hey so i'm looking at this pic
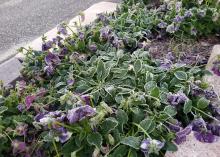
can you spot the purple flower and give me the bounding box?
[34,112,48,122]
[207,123,220,136]
[175,2,182,12]
[59,47,68,56]
[212,60,220,76]
[140,138,165,155]
[44,52,61,66]
[184,10,193,18]
[17,80,26,95]
[15,123,28,136]
[25,95,36,110]
[168,122,181,133]
[81,95,91,105]
[174,125,192,144]
[191,84,204,96]
[78,32,85,40]
[166,52,175,61]
[166,24,176,33]
[204,89,218,100]
[36,88,47,97]
[192,118,207,132]
[57,23,68,35]
[159,59,172,70]
[173,15,184,23]
[194,131,217,143]
[157,21,168,29]
[44,65,55,76]
[56,127,72,143]
[100,27,110,40]
[67,79,75,86]
[17,104,25,112]
[198,9,206,17]
[167,91,188,106]
[67,105,96,124]
[89,44,97,52]
[11,140,26,154]
[42,41,53,51]
[191,27,197,36]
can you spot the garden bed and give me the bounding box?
[1,0,220,157]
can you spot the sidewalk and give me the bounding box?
[0,2,118,85]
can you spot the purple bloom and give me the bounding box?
[166,52,175,61]
[11,140,26,154]
[191,84,204,96]
[89,44,97,52]
[175,2,182,12]
[81,95,91,105]
[56,127,72,143]
[17,80,26,95]
[204,89,218,100]
[191,27,197,36]
[36,88,47,97]
[78,32,85,40]
[207,123,220,136]
[42,41,53,51]
[184,10,193,18]
[57,23,68,35]
[159,59,172,70]
[212,60,220,76]
[166,24,176,33]
[67,105,96,124]
[173,15,184,23]
[167,91,188,106]
[140,138,165,155]
[59,47,68,56]
[158,21,168,29]
[194,131,217,143]
[44,65,55,76]
[174,125,192,144]
[67,79,75,86]
[192,118,207,132]
[44,52,61,66]
[17,104,25,112]
[100,27,110,40]
[168,121,181,132]
[25,95,36,110]
[198,9,206,17]
[34,112,48,122]
[15,123,28,136]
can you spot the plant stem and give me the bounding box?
[52,139,60,157]
[193,107,220,122]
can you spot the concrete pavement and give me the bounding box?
[0,0,120,63]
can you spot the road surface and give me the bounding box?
[0,0,120,63]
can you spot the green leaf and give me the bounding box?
[87,132,103,148]
[150,87,160,98]
[144,81,157,92]
[174,71,188,81]
[110,145,128,157]
[165,142,178,152]
[116,109,128,132]
[120,136,141,149]
[97,60,105,81]
[140,118,152,131]
[0,106,8,114]
[183,100,192,114]
[101,117,118,134]
[197,97,210,109]
[164,106,177,116]
[134,59,142,74]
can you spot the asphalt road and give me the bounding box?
[0,0,120,63]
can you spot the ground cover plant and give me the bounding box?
[0,0,220,156]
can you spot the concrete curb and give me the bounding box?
[0,2,118,85]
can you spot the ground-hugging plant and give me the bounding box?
[0,0,220,157]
